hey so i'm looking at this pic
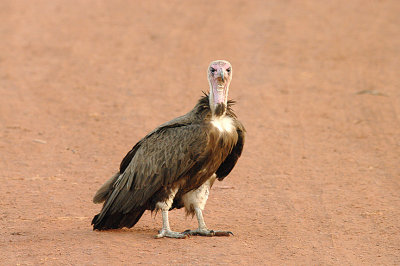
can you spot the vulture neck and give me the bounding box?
[209,87,229,118]
[196,94,236,134]
[207,89,235,134]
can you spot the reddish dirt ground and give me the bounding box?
[1,0,399,264]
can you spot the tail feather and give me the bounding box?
[92,207,146,230]
[92,172,147,230]
[93,172,120,204]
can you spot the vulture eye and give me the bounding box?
[210,67,216,73]
[226,67,231,73]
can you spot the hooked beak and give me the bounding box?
[218,69,225,82]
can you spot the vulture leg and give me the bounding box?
[183,207,233,237]
[155,188,186,239]
[155,210,186,239]
[182,175,233,237]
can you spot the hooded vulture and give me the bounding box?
[92,60,245,238]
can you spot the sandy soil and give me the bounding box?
[1,0,399,264]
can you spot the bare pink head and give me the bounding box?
[207,60,232,116]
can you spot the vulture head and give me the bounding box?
[208,60,232,117]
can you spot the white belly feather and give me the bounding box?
[182,174,217,212]
[211,116,235,133]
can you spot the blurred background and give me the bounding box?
[0,0,399,264]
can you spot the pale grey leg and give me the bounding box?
[154,188,185,239]
[195,207,207,230]
[183,207,233,237]
[155,209,186,239]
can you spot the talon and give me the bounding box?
[181,231,191,237]
[213,230,234,237]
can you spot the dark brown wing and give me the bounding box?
[215,121,245,180]
[92,123,208,227]
[119,114,193,174]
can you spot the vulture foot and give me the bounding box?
[183,229,233,237]
[155,229,187,239]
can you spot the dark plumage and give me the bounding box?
[92,60,245,238]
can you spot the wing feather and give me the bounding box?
[215,121,245,180]
[99,123,208,217]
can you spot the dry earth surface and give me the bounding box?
[0,0,399,265]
